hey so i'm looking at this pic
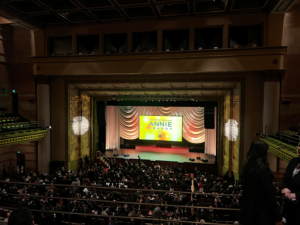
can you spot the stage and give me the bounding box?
[104,145,216,164]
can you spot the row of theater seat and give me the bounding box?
[0,112,35,132]
[0,122,32,131]
[0,117,23,123]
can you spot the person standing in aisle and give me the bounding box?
[241,141,283,225]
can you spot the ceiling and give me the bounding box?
[0,0,291,29]
[72,81,240,99]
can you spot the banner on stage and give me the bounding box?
[139,115,183,142]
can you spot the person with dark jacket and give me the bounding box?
[129,191,137,202]
[45,206,55,225]
[8,207,33,225]
[240,141,283,225]
[281,146,300,224]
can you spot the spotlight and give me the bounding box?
[124,154,130,157]
[113,154,118,156]
[202,159,208,162]
[189,158,195,161]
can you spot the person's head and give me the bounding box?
[244,140,269,173]
[8,207,33,225]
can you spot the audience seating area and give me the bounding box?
[0,157,284,225]
[0,111,37,132]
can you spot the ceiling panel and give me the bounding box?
[85,83,101,88]
[0,0,279,27]
[4,1,47,13]
[77,0,113,8]
[170,82,187,88]
[201,82,221,88]
[74,81,240,98]
[112,83,131,88]
[201,90,219,95]
[141,83,158,88]
[127,83,143,88]
[222,82,239,88]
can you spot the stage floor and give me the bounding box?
[105,145,215,164]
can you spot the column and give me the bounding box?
[157,29,163,52]
[127,31,132,53]
[72,34,77,55]
[267,14,284,47]
[189,27,194,50]
[222,24,229,49]
[263,70,285,134]
[37,77,51,173]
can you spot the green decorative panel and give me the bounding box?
[0,129,48,147]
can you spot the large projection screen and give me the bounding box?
[139,115,183,142]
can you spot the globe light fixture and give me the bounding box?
[225,119,239,141]
[72,116,89,135]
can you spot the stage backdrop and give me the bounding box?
[106,106,216,155]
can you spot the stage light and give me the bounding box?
[189,158,195,161]
[225,119,239,141]
[72,116,89,136]
[113,154,118,156]
[124,154,130,157]
[202,159,208,162]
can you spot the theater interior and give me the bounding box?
[0,0,300,224]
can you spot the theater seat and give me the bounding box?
[98,219,107,225]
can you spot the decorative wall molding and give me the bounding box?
[261,136,297,162]
[31,47,287,75]
[0,129,48,147]
[264,69,286,82]
[32,47,288,62]
[36,76,51,85]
